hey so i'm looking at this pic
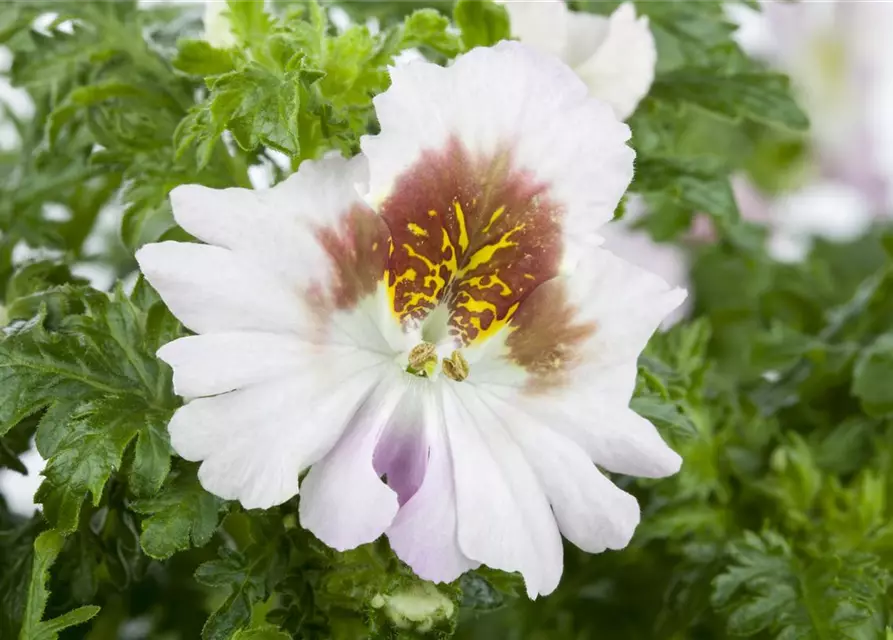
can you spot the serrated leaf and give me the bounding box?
[195,536,286,640]
[454,0,510,50]
[650,69,809,131]
[35,399,170,533]
[18,530,100,640]
[400,9,462,58]
[173,39,236,76]
[0,285,180,532]
[131,468,226,560]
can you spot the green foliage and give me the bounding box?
[17,530,101,640]
[1,1,889,639]
[712,531,889,639]
[453,0,510,50]
[0,282,181,533]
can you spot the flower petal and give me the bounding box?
[563,10,610,68]
[373,377,429,506]
[442,382,563,598]
[489,247,684,478]
[386,383,479,583]
[364,40,633,252]
[142,154,394,342]
[158,332,386,400]
[136,242,307,335]
[171,358,387,509]
[168,154,371,287]
[489,396,641,552]
[299,369,407,551]
[501,0,570,60]
[573,3,657,120]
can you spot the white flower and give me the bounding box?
[0,444,45,517]
[729,1,893,214]
[598,197,690,328]
[500,1,656,120]
[137,42,685,597]
[204,1,237,49]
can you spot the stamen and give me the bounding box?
[442,350,469,382]
[407,342,438,377]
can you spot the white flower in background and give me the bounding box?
[734,179,872,264]
[0,445,45,516]
[204,0,237,49]
[137,42,685,597]
[598,197,690,327]
[729,1,893,218]
[500,1,656,120]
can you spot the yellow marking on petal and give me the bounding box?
[453,200,469,254]
[407,223,428,238]
[523,273,536,281]
[457,224,525,278]
[427,209,438,218]
[483,205,506,234]
[372,242,379,251]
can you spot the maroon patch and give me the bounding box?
[505,278,596,393]
[378,137,564,344]
[314,204,390,310]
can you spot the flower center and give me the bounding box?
[403,342,469,382]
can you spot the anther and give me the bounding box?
[442,350,469,382]
[407,342,438,377]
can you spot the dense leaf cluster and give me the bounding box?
[0,0,889,638]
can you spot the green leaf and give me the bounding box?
[713,531,890,639]
[226,0,274,50]
[0,285,180,532]
[196,540,286,640]
[173,39,237,76]
[231,626,292,640]
[852,334,893,417]
[208,65,303,155]
[18,530,100,640]
[400,9,462,58]
[36,399,170,533]
[131,468,226,560]
[650,69,810,131]
[454,0,510,50]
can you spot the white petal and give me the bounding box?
[573,3,656,119]
[501,0,570,60]
[443,383,563,598]
[554,404,683,478]
[136,242,306,335]
[158,332,385,400]
[485,247,684,477]
[168,154,373,289]
[363,41,633,243]
[386,384,478,583]
[299,370,407,551]
[170,359,387,509]
[563,10,610,68]
[493,396,641,553]
[563,248,686,378]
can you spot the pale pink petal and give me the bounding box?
[386,383,478,583]
[299,371,407,550]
